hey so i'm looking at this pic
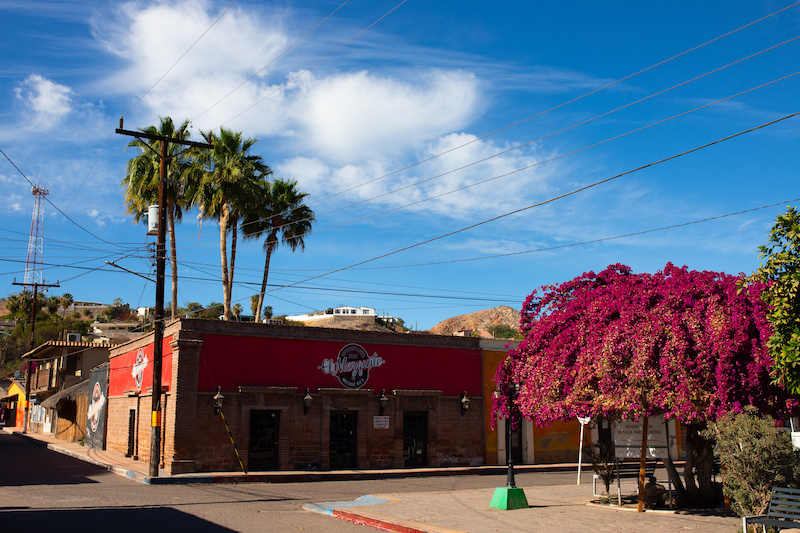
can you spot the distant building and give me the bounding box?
[286,306,387,326]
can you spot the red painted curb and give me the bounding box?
[332,509,432,533]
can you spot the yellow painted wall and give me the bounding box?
[481,348,508,465]
[6,381,26,428]
[534,419,582,463]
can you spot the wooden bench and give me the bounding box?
[743,487,800,531]
[592,460,658,505]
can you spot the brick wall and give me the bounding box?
[107,319,486,473]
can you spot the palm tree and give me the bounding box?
[194,128,271,320]
[232,303,242,321]
[60,293,73,318]
[242,178,314,322]
[122,116,193,320]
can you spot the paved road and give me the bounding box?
[0,432,589,533]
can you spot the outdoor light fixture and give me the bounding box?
[461,391,471,416]
[213,386,224,416]
[303,388,313,415]
[378,390,389,416]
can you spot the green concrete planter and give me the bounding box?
[489,486,529,510]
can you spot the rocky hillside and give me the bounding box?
[429,306,521,336]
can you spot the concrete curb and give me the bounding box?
[4,427,682,488]
[305,495,442,533]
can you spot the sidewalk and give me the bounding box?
[1,426,589,484]
[306,485,741,533]
[4,427,741,532]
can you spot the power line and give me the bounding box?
[192,0,352,123]
[215,0,408,130]
[171,69,800,259]
[301,1,800,208]
[120,0,239,118]
[0,148,130,248]
[257,111,800,296]
[349,197,800,270]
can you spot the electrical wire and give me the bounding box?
[300,1,800,209]
[255,111,800,296]
[348,197,800,270]
[192,0,352,123]
[172,69,800,259]
[0,148,130,248]
[215,0,408,130]
[120,0,239,119]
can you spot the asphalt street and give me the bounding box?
[0,432,588,533]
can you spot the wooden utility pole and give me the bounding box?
[115,120,210,477]
[13,279,59,434]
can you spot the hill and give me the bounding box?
[429,306,521,336]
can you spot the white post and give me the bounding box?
[577,417,591,485]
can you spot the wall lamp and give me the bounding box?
[213,386,224,415]
[378,390,389,415]
[460,391,470,416]
[303,388,313,415]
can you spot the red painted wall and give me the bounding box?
[109,336,173,396]
[197,335,482,396]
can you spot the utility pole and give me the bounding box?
[13,279,59,434]
[115,119,210,477]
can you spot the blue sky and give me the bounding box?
[1,0,799,330]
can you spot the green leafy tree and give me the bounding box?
[703,407,800,521]
[241,178,313,323]
[122,117,193,320]
[46,296,60,316]
[194,128,271,320]
[487,324,517,339]
[751,206,800,394]
[60,293,73,318]
[185,302,203,317]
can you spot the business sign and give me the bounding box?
[318,343,386,389]
[373,416,390,429]
[131,348,148,391]
[612,415,677,459]
[86,365,109,450]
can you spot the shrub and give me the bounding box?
[585,440,616,495]
[703,407,800,519]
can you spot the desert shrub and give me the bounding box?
[703,407,800,519]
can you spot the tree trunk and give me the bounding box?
[220,205,231,321]
[255,232,277,323]
[228,214,237,313]
[684,422,717,508]
[168,204,178,320]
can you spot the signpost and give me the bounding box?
[577,416,591,485]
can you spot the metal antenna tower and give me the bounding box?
[24,183,49,285]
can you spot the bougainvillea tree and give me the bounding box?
[494,263,795,507]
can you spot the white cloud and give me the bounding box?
[87,209,100,218]
[277,132,559,221]
[11,203,23,212]
[287,70,478,162]
[93,1,481,163]
[14,74,73,122]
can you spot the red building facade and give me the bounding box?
[106,319,485,474]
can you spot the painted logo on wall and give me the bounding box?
[87,382,106,433]
[318,343,385,389]
[131,348,148,391]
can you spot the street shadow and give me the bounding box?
[0,507,239,532]
[0,433,106,486]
